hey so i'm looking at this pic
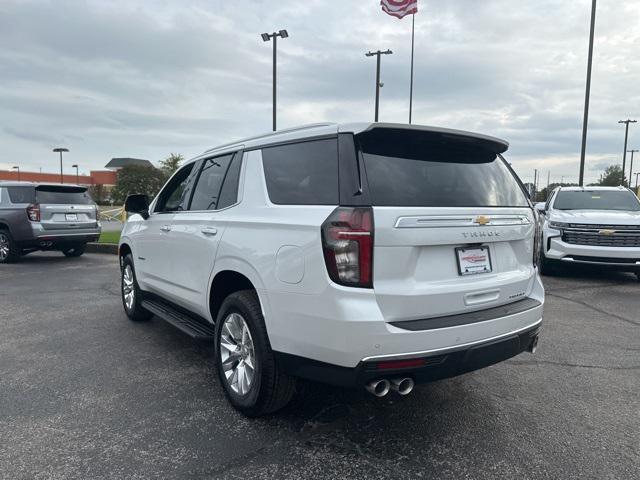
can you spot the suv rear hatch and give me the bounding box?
[356,127,535,322]
[35,185,98,230]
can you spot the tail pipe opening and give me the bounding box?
[365,379,391,397]
[391,377,414,396]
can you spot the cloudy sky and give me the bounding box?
[1,0,639,184]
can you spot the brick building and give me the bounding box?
[0,157,153,186]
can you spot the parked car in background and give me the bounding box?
[119,122,544,416]
[0,182,100,263]
[536,186,640,279]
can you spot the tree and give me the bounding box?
[111,165,166,204]
[87,184,107,204]
[159,153,183,180]
[595,165,626,187]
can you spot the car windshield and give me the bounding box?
[357,128,528,207]
[553,190,640,211]
[35,186,93,205]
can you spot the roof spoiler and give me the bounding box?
[357,123,509,155]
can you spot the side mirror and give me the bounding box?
[534,202,546,214]
[124,194,150,219]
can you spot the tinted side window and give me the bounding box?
[7,187,35,204]
[189,154,234,211]
[262,138,339,205]
[155,164,195,212]
[217,154,243,210]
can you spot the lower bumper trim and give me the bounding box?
[274,322,541,388]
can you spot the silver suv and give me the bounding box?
[0,182,101,263]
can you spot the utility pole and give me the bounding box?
[578,0,597,187]
[53,147,69,183]
[619,119,637,185]
[628,149,638,187]
[546,170,551,191]
[533,169,538,200]
[634,172,640,190]
[261,30,289,131]
[365,49,393,122]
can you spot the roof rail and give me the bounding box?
[204,123,336,153]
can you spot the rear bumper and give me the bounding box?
[18,231,101,249]
[264,273,544,369]
[275,322,541,388]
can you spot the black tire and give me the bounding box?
[121,254,152,322]
[214,290,296,417]
[538,248,557,276]
[62,243,86,257]
[0,229,20,264]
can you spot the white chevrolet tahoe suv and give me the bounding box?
[119,123,544,416]
[536,186,640,279]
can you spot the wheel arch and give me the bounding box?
[208,258,269,326]
[119,242,132,268]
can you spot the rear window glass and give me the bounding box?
[553,190,640,211]
[36,187,93,205]
[358,129,528,207]
[7,187,35,204]
[262,138,338,205]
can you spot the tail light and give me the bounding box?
[27,204,40,222]
[533,211,540,268]
[321,207,373,288]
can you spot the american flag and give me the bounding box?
[380,0,418,19]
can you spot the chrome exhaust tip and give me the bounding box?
[391,377,414,396]
[365,379,391,397]
[527,335,539,354]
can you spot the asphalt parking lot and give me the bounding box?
[1,253,638,480]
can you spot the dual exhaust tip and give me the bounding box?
[365,377,414,397]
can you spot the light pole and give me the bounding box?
[619,120,637,185]
[53,147,69,183]
[261,29,289,132]
[627,149,638,188]
[12,166,20,182]
[578,0,597,186]
[72,164,79,184]
[365,49,393,122]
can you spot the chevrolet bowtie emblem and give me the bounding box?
[474,215,491,225]
[598,229,616,235]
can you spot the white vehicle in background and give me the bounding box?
[119,122,544,416]
[536,186,640,279]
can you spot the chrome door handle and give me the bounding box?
[160,225,171,232]
[201,227,217,236]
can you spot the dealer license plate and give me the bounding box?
[456,246,492,276]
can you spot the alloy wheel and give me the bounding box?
[220,313,256,396]
[0,233,9,261]
[122,265,135,311]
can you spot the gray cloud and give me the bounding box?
[0,0,638,184]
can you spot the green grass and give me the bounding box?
[98,231,121,244]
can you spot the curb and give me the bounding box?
[86,243,118,255]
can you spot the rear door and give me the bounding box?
[35,186,97,231]
[163,152,242,316]
[355,127,535,322]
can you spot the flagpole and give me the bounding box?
[409,12,415,124]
